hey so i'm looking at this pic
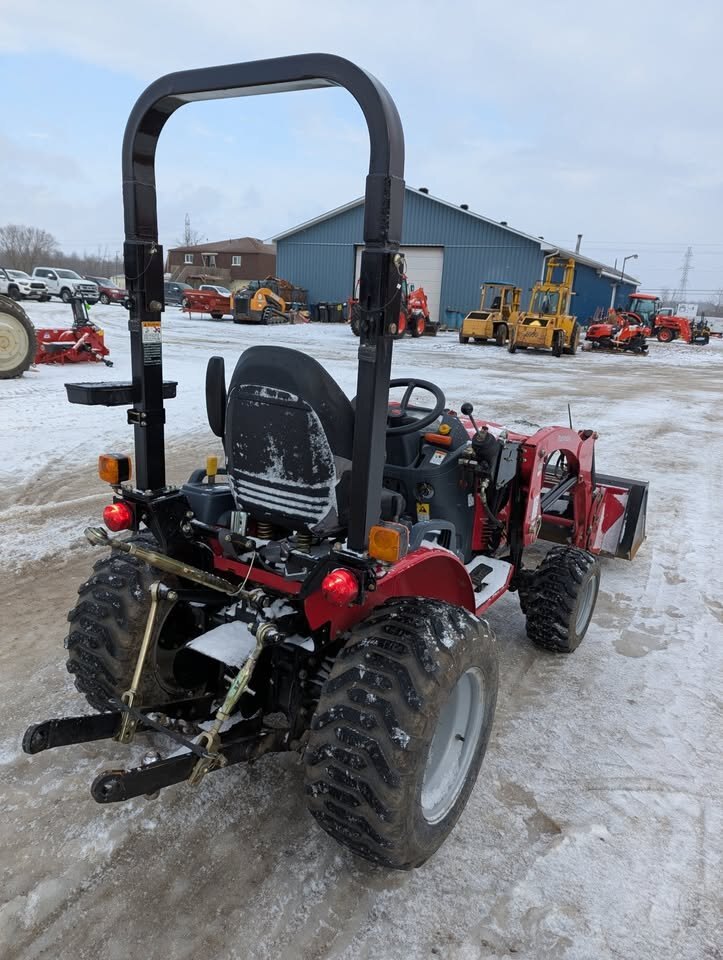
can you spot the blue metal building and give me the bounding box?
[274,187,638,326]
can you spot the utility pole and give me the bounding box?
[678,246,693,301]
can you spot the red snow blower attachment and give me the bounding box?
[34,297,112,367]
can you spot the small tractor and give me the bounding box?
[233,283,288,324]
[351,273,437,338]
[459,282,521,346]
[508,257,580,356]
[0,294,112,379]
[584,310,649,354]
[22,55,648,871]
[622,293,710,344]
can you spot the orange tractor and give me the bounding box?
[622,293,709,344]
[350,274,437,338]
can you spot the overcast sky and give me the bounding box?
[1,0,722,296]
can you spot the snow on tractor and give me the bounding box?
[0,294,112,379]
[584,310,649,354]
[22,55,648,871]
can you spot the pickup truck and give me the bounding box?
[0,268,50,301]
[31,267,99,303]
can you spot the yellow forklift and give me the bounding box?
[459,282,521,346]
[508,257,579,356]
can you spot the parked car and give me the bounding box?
[85,276,129,306]
[32,267,99,303]
[0,268,50,301]
[164,280,193,306]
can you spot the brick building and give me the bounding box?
[166,237,276,289]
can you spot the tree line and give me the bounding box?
[0,224,122,277]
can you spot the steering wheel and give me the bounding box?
[387,378,446,435]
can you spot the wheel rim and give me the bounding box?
[575,575,597,634]
[0,309,30,372]
[421,667,485,824]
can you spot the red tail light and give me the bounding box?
[103,501,134,532]
[321,568,360,607]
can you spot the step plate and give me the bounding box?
[466,556,513,613]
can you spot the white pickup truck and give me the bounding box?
[31,267,99,303]
[0,267,50,301]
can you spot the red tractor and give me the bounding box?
[622,293,710,344]
[350,273,437,337]
[584,310,649,354]
[22,55,648,871]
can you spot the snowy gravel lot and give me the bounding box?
[1,302,721,959]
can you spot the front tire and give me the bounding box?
[60,287,72,303]
[459,331,469,344]
[495,323,508,346]
[524,546,601,653]
[305,598,498,870]
[552,329,564,357]
[99,293,110,305]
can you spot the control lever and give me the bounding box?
[460,402,481,435]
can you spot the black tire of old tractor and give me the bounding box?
[304,598,498,870]
[524,546,601,653]
[65,538,210,710]
[0,296,37,379]
[459,331,469,344]
[99,293,110,305]
[495,324,508,347]
[563,322,579,355]
[350,303,362,336]
[60,287,72,303]
[552,329,565,357]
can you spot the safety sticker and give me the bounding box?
[416,502,431,521]
[430,450,447,465]
[142,321,162,364]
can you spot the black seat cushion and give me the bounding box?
[225,346,354,534]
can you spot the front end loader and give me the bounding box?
[508,257,579,356]
[22,55,648,872]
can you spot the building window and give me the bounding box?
[184,253,193,264]
[202,253,216,268]
[231,255,242,266]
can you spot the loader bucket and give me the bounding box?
[594,473,649,560]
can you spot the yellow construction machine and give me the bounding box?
[459,282,521,346]
[508,257,579,356]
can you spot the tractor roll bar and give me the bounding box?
[120,53,405,551]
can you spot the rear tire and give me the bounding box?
[65,538,213,710]
[524,546,601,653]
[495,323,508,347]
[552,329,564,357]
[563,322,579,355]
[350,303,361,336]
[458,331,469,344]
[305,598,498,870]
[0,296,36,379]
[657,328,674,343]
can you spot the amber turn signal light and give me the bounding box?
[98,454,132,485]
[368,522,410,564]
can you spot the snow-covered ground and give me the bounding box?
[1,302,721,959]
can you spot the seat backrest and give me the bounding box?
[224,345,354,535]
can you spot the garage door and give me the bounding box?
[355,245,444,325]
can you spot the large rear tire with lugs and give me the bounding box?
[65,538,213,710]
[304,598,498,870]
[0,296,36,379]
[524,546,600,653]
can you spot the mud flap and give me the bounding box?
[595,473,649,560]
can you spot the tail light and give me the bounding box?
[321,568,360,607]
[103,501,134,532]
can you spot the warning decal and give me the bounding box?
[142,321,162,364]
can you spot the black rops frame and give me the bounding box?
[82,54,405,552]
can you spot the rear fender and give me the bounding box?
[304,547,474,639]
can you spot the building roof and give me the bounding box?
[272,187,639,284]
[169,237,275,255]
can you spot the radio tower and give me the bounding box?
[677,245,693,301]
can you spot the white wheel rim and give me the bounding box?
[0,309,30,371]
[421,667,485,824]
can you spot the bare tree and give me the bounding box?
[0,224,60,273]
[176,213,203,248]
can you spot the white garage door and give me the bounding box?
[355,245,444,325]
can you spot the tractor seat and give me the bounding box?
[206,346,403,537]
